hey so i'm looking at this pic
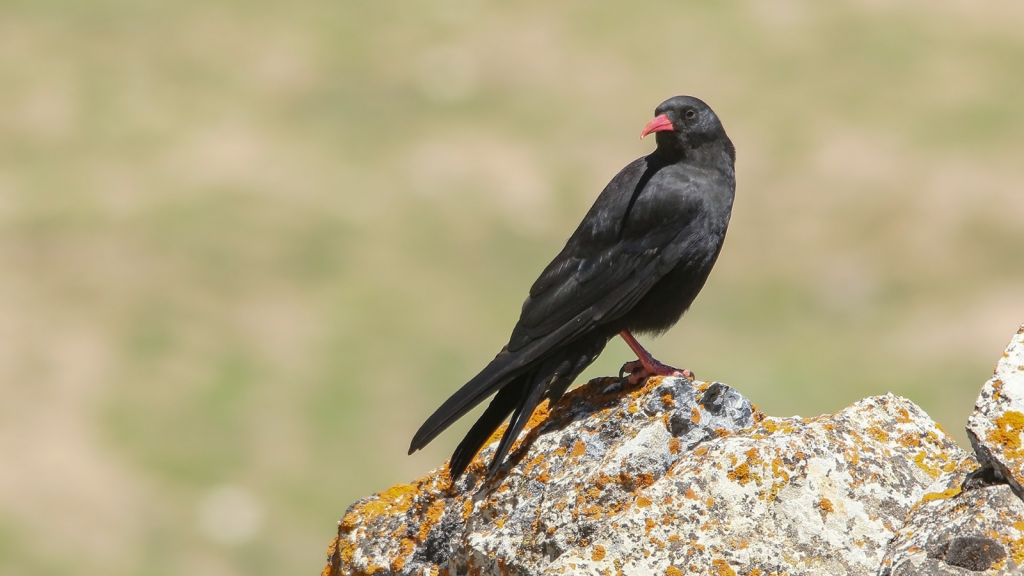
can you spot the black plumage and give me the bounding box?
[408,96,737,481]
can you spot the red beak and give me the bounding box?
[639,114,674,140]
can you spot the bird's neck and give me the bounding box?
[655,139,735,175]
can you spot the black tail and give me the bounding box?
[438,334,609,481]
[448,380,523,479]
[409,316,597,456]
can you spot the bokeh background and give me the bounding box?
[1,0,1023,574]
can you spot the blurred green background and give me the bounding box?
[1,0,1023,574]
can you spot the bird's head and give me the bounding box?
[640,96,732,161]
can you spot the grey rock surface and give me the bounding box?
[967,325,1024,499]
[878,462,1024,575]
[323,326,1024,576]
[325,375,965,576]
[878,325,1024,576]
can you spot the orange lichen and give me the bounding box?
[897,432,921,448]
[339,514,358,533]
[662,394,675,407]
[637,495,653,508]
[523,400,551,431]
[770,457,790,482]
[747,569,763,576]
[848,450,860,466]
[691,408,702,423]
[523,452,547,475]
[666,567,683,576]
[322,536,342,576]
[819,498,834,514]
[669,437,681,454]
[913,451,941,479]
[921,487,961,502]
[592,545,606,561]
[1010,537,1024,565]
[342,482,420,532]
[485,424,509,447]
[728,462,751,485]
[896,407,912,423]
[419,499,447,541]
[392,537,416,572]
[570,440,587,458]
[763,481,785,503]
[645,517,656,533]
[759,419,796,436]
[712,558,737,576]
[634,473,655,490]
[988,411,1024,458]
[868,426,889,443]
[684,488,698,500]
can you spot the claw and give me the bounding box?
[618,330,695,385]
[619,359,653,386]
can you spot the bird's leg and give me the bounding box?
[618,330,694,386]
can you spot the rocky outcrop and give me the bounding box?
[324,326,1024,576]
[880,325,1024,576]
[967,325,1024,499]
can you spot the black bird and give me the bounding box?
[409,96,736,481]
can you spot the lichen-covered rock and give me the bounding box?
[967,325,1024,499]
[876,325,1024,576]
[324,374,965,576]
[878,459,1024,575]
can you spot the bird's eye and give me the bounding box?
[684,110,697,120]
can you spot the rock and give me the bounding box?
[324,374,966,576]
[877,462,1024,575]
[966,325,1024,499]
[323,327,1024,576]
[877,325,1024,576]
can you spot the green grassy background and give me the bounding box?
[0,0,1022,574]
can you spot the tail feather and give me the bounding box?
[408,352,522,455]
[484,372,549,479]
[412,330,610,482]
[447,381,523,480]
[410,316,593,455]
[479,335,609,479]
[447,349,580,481]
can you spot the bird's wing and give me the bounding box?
[509,193,701,349]
[410,163,705,454]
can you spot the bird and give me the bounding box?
[408,95,736,482]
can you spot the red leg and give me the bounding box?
[618,330,694,385]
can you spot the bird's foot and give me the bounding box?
[619,358,694,386]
